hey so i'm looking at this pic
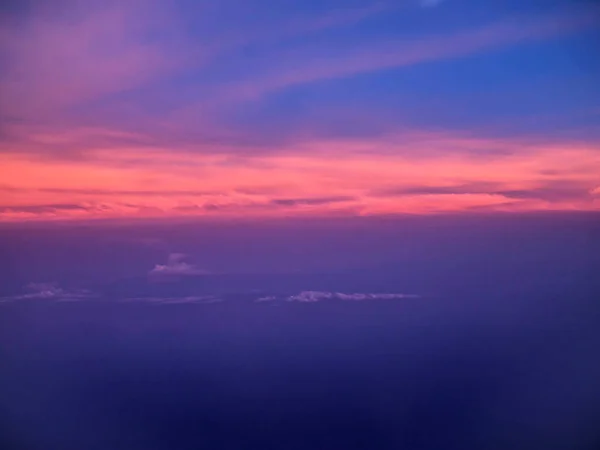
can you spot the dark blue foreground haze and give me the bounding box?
[2,292,599,450]
[1,214,599,449]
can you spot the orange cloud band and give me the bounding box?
[1,132,598,221]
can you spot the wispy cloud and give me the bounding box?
[372,180,596,203]
[216,11,597,102]
[286,291,419,303]
[0,186,218,197]
[253,292,419,303]
[0,0,188,119]
[0,283,97,302]
[255,295,278,303]
[0,203,92,214]
[0,0,392,126]
[270,196,356,207]
[215,2,393,49]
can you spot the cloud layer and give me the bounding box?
[1,133,597,220]
[0,0,598,221]
[0,287,416,305]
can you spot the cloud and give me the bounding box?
[370,180,597,204]
[0,0,390,133]
[0,283,97,302]
[1,132,599,221]
[270,196,356,207]
[149,253,211,277]
[255,295,277,303]
[285,291,419,303]
[0,203,92,213]
[0,202,135,220]
[0,1,598,222]
[37,188,218,197]
[496,181,593,202]
[0,0,188,119]
[287,291,332,303]
[372,182,500,197]
[24,283,65,298]
[334,292,420,301]
[218,2,392,48]
[216,11,596,102]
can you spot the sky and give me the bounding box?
[1,5,600,447]
[0,0,599,221]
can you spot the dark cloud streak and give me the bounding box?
[270,196,356,206]
[0,203,91,213]
[371,180,595,203]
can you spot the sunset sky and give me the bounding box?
[1,0,599,221]
[2,4,600,448]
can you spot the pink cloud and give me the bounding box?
[1,130,599,221]
[0,0,189,119]
[0,0,395,128]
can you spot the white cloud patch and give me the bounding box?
[287,291,335,302]
[255,295,278,302]
[335,292,420,301]
[283,291,419,303]
[149,253,211,277]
